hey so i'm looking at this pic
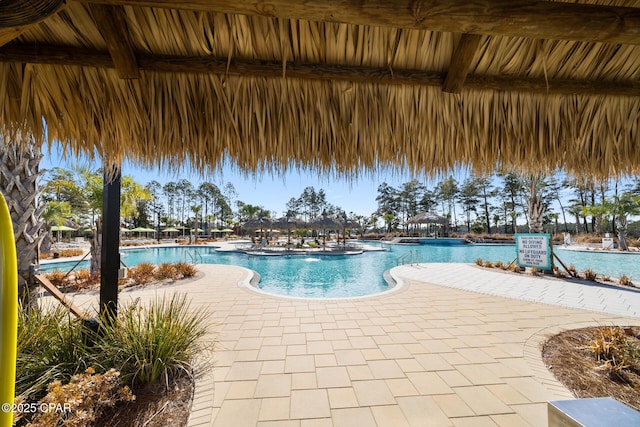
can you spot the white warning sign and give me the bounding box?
[515,234,552,270]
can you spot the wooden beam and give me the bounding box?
[89,4,139,79]
[443,34,483,94]
[79,0,640,46]
[1,44,639,97]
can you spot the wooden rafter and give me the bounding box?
[89,4,139,79]
[442,34,483,94]
[1,44,638,97]
[79,0,640,45]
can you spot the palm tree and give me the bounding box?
[0,133,45,306]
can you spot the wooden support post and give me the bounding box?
[100,169,121,320]
[553,252,576,278]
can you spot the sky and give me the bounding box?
[40,142,455,218]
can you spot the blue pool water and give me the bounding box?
[40,243,640,298]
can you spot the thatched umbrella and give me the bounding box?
[335,215,361,249]
[243,216,273,240]
[273,215,306,244]
[309,211,340,248]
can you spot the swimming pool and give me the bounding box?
[40,243,640,298]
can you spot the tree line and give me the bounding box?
[42,166,640,250]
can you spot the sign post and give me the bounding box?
[515,233,553,271]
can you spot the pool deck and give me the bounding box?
[51,263,640,427]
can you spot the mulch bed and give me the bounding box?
[95,373,194,427]
[542,326,640,411]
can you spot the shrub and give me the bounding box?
[483,260,493,268]
[16,305,90,402]
[59,249,84,257]
[44,271,68,289]
[494,261,504,269]
[20,368,135,427]
[73,268,91,285]
[154,263,179,280]
[620,275,634,287]
[589,326,640,377]
[475,258,483,266]
[508,264,522,273]
[530,267,541,276]
[128,263,156,286]
[174,262,197,278]
[583,269,598,281]
[92,294,211,386]
[567,264,577,274]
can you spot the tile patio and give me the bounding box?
[57,262,640,427]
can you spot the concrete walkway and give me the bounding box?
[57,263,640,427]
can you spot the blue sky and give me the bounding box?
[41,142,451,217]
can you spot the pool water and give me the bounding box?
[40,243,640,298]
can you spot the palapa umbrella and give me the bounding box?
[273,215,305,244]
[336,215,361,249]
[243,216,273,239]
[309,211,340,248]
[162,227,180,232]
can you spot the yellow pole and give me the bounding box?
[0,192,18,427]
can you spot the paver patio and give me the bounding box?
[57,262,640,427]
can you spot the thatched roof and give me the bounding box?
[1,0,639,178]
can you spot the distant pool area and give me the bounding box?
[40,243,640,298]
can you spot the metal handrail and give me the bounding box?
[396,250,418,266]
[185,249,203,264]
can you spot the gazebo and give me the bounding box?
[408,212,450,237]
[2,0,640,317]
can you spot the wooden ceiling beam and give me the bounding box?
[79,0,640,45]
[89,4,140,79]
[1,44,638,97]
[443,34,483,94]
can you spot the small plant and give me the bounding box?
[59,249,84,257]
[494,261,504,269]
[619,275,634,287]
[508,263,522,273]
[483,260,493,268]
[128,263,156,286]
[567,264,577,275]
[589,327,640,379]
[529,267,541,276]
[602,275,611,282]
[583,269,598,281]
[174,262,197,278]
[553,267,566,278]
[21,368,135,427]
[44,270,68,288]
[475,258,483,266]
[154,263,179,280]
[16,305,90,402]
[92,294,211,385]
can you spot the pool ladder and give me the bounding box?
[396,250,419,266]
[185,249,203,265]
